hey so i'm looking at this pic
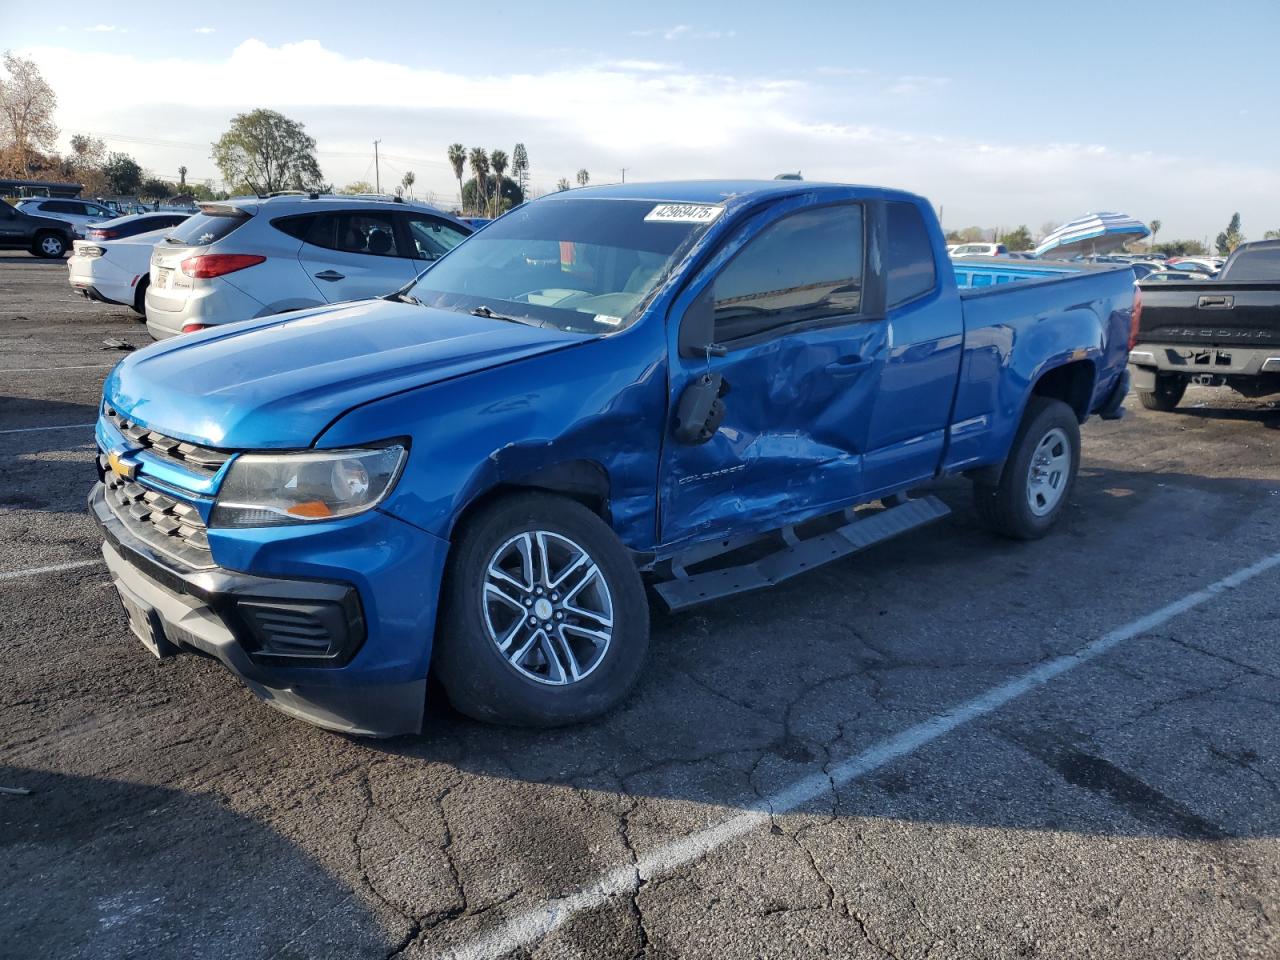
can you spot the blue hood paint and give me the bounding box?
[104,300,587,449]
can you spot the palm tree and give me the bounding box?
[1149,218,1162,252]
[489,149,508,217]
[468,147,490,216]
[576,168,590,187]
[401,170,415,199]
[447,143,466,209]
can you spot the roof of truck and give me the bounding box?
[552,180,925,207]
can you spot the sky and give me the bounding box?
[7,0,1280,242]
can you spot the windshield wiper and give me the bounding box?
[387,290,422,306]
[470,304,537,326]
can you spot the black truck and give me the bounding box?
[0,198,75,258]
[1131,240,1280,410]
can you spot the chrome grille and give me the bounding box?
[102,405,231,476]
[102,470,214,569]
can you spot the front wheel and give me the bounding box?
[32,231,66,258]
[973,397,1081,540]
[1138,373,1187,412]
[434,492,650,726]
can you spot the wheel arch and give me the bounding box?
[1029,357,1097,423]
[449,459,614,541]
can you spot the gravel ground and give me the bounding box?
[1,250,1277,960]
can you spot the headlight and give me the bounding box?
[209,445,407,528]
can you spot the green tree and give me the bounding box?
[102,152,143,195]
[139,177,175,200]
[1215,212,1244,255]
[998,225,1033,251]
[489,150,508,216]
[401,170,415,198]
[556,177,571,192]
[1148,218,1161,251]
[462,175,522,215]
[467,147,489,215]
[447,143,466,207]
[339,181,376,195]
[0,52,58,178]
[211,109,324,195]
[1153,239,1208,257]
[1264,229,1280,241]
[576,168,590,187]
[511,143,529,200]
[958,226,986,242]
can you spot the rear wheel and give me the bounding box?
[973,397,1081,540]
[1137,373,1187,412]
[131,277,149,316]
[32,231,66,258]
[434,492,650,726]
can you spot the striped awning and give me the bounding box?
[1034,212,1150,258]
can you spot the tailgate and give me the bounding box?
[1137,282,1280,348]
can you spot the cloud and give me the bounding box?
[194,26,216,35]
[630,24,737,41]
[84,24,120,32]
[17,38,1277,238]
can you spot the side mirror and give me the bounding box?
[678,284,726,358]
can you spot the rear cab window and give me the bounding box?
[1223,247,1280,281]
[164,209,249,247]
[712,204,865,343]
[886,201,938,306]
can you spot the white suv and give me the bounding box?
[144,195,474,339]
[15,197,117,237]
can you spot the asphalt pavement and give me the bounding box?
[1,250,1277,959]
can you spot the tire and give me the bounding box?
[131,277,149,317]
[1137,373,1187,412]
[434,492,650,726]
[32,231,66,259]
[972,397,1081,541]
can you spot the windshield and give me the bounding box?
[407,197,717,333]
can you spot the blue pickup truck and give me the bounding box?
[91,181,1135,735]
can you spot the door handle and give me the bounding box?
[1197,295,1233,309]
[314,270,345,282]
[825,356,874,376]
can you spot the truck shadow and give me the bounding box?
[372,463,1280,842]
[0,397,100,514]
[0,767,388,959]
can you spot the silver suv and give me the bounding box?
[144,195,473,339]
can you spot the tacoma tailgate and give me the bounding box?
[1137,281,1280,348]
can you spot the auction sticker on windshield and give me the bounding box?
[644,203,724,224]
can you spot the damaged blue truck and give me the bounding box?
[91,181,1136,735]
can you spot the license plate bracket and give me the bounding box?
[114,581,177,659]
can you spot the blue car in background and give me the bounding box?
[91,180,1137,735]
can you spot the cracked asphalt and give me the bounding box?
[1,250,1278,959]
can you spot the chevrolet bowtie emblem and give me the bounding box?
[107,450,138,480]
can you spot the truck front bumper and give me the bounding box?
[90,482,443,737]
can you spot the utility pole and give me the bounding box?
[373,140,381,193]
[620,167,628,183]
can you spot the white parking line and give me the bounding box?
[443,548,1280,960]
[0,422,95,436]
[0,558,102,583]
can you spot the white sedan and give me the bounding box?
[68,228,170,315]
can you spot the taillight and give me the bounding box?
[1129,285,1143,350]
[87,228,117,240]
[180,254,266,279]
[181,323,211,334]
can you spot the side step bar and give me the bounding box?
[653,495,951,612]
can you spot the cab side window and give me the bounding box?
[712,204,864,343]
[279,211,402,257]
[886,201,938,307]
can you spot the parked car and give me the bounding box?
[144,195,473,340]
[1166,257,1219,277]
[1139,269,1204,281]
[14,197,117,237]
[1129,261,1163,280]
[86,211,190,242]
[0,197,76,257]
[1131,239,1280,410]
[69,228,179,314]
[951,242,1008,257]
[92,180,1136,735]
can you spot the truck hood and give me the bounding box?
[105,299,589,449]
